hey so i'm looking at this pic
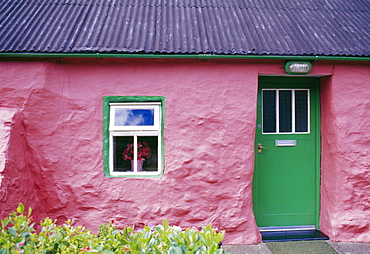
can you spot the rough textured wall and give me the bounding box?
[320,64,370,243]
[1,59,369,244]
[0,108,38,217]
[0,59,263,244]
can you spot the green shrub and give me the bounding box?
[1,204,229,254]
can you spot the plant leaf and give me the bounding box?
[8,227,16,237]
[101,250,114,254]
[28,207,33,217]
[17,203,25,214]
[163,219,169,231]
[1,217,10,229]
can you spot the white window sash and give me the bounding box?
[108,102,162,176]
[109,132,162,176]
[109,103,161,131]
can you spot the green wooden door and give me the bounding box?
[253,77,320,229]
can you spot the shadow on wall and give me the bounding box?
[0,88,104,229]
[0,108,39,220]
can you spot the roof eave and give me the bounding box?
[0,53,369,62]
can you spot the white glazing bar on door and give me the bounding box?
[292,90,296,134]
[308,90,311,133]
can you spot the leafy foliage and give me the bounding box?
[1,204,229,254]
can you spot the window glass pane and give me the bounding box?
[279,90,292,132]
[263,90,276,133]
[113,136,133,172]
[137,136,158,171]
[113,136,158,172]
[114,109,154,126]
[295,90,309,132]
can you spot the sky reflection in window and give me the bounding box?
[114,109,154,126]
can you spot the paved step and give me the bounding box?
[223,241,370,254]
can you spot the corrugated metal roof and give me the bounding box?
[0,0,369,56]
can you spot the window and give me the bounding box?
[262,89,309,134]
[103,96,165,177]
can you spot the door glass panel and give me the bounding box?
[279,90,292,132]
[262,90,276,133]
[295,90,309,132]
[262,89,309,134]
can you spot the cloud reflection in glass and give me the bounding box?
[114,109,155,126]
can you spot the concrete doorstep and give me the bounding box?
[222,240,370,254]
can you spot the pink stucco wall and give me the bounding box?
[0,58,369,244]
[320,64,370,243]
[0,108,38,215]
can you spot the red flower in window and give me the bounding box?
[122,142,151,161]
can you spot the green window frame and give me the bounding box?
[103,96,165,177]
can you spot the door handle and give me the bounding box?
[257,143,268,154]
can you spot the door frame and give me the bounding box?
[253,76,321,230]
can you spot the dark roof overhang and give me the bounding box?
[1,53,369,62]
